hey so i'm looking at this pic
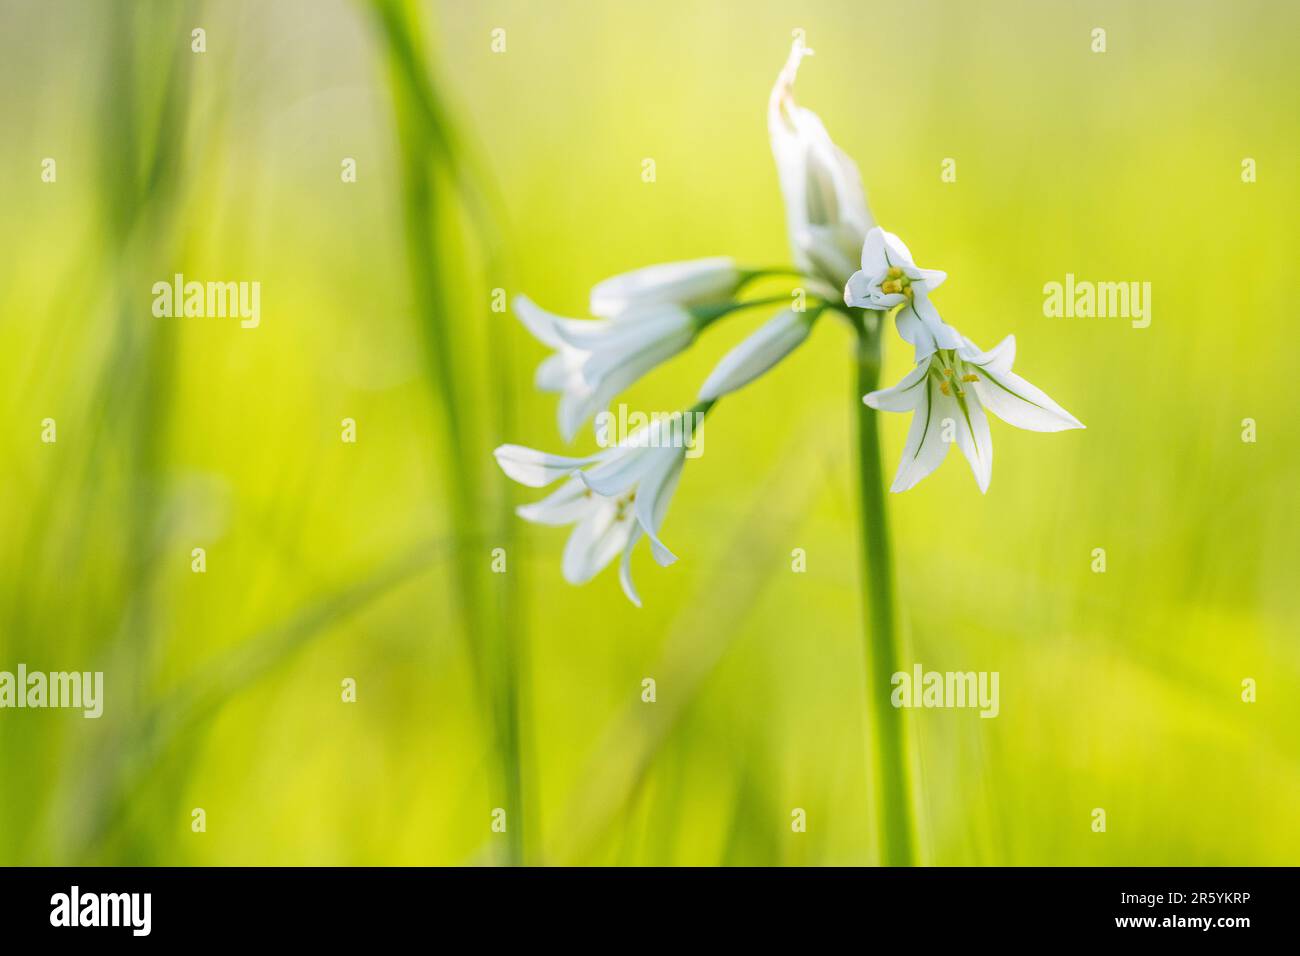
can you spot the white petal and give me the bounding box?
[562,502,634,585]
[864,360,931,412]
[879,230,917,269]
[516,477,595,526]
[535,353,566,392]
[894,302,940,361]
[551,320,695,441]
[589,258,737,318]
[866,287,907,310]
[618,526,645,608]
[912,295,962,349]
[972,366,1085,432]
[890,377,952,492]
[769,42,872,275]
[535,351,583,393]
[951,391,993,493]
[564,328,694,439]
[957,335,1015,375]
[768,43,816,241]
[493,444,603,488]
[577,312,694,386]
[909,266,947,294]
[769,38,813,125]
[634,449,685,566]
[859,227,888,273]
[557,387,595,444]
[513,295,567,349]
[895,297,961,361]
[698,309,812,400]
[554,306,693,355]
[843,270,875,308]
[799,224,860,286]
[799,123,871,235]
[579,444,660,497]
[771,136,811,271]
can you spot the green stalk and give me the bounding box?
[369,0,527,864]
[853,312,916,866]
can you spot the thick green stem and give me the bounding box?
[854,315,916,866]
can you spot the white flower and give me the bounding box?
[864,334,1084,494]
[515,260,739,442]
[514,296,695,442]
[494,414,696,606]
[769,40,873,288]
[698,308,816,400]
[844,227,959,360]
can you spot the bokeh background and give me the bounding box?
[0,0,1296,865]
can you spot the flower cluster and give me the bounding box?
[845,229,1083,494]
[495,39,1082,604]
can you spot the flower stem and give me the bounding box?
[853,312,916,866]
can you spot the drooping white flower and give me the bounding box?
[844,227,959,360]
[864,333,1084,494]
[769,40,873,288]
[514,296,694,442]
[515,260,739,442]
[494,413,699,606]
[698,307,817,400]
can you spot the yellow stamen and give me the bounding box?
[962,373,979,383]
[887,266,904,279]
[939,381,951,396]
[881,279,902,294]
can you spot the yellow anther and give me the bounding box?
[903,285,914,299]
[887,266,904,279]
[939,381,952,396]
[881,279,902,294]
[943,368,954,377]
[962,373,979,383]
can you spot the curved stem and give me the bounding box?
[853,312,916,866]
[691,293,802,329]
[736,265,806,287]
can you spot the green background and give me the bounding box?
[0,0,1295,865]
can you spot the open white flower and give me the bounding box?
[698,307,817,400]
[864,333,1084,494]
[494,414,698,606]
[769,40,873,288]
[844,227,959,359]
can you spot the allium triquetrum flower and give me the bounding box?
[769,39,873,289]
[493,411,704,606]
[844,226,960,359]
[864,333,1084,493]
[515,259,739,442]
